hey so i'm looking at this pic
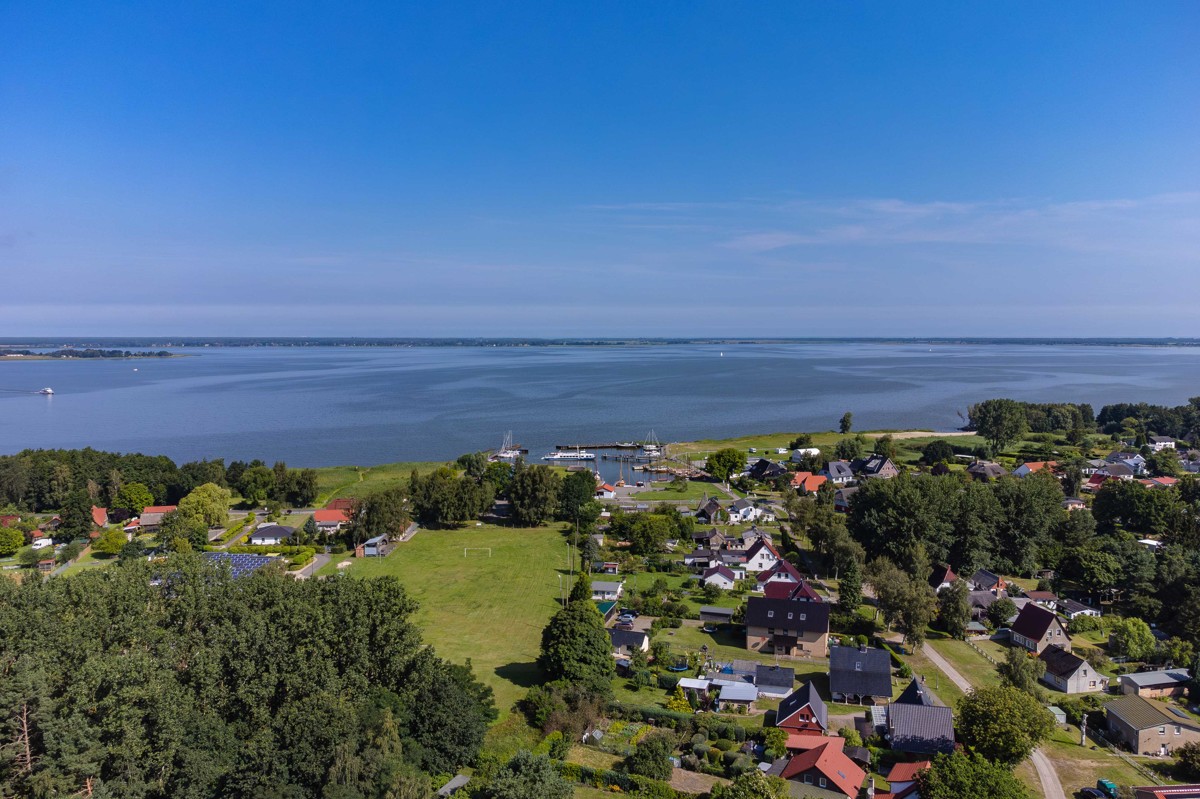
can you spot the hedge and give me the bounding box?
[555,762,696,799]
[212,545,317,558]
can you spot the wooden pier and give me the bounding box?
[554,442,646,450]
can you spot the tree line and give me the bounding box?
[0,554,496,798]
[0,449,318,514]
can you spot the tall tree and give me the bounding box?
[112,482,154,515]
[937,580,971,640]
[957,685,1053,765]
[538,598,615,693]
[970,399,1030,452]
[997,647,1046,695]
[559,470,597,522]
[509,465,561,526]
[917,752,1031,799]
[705,448,745,483]
[839,412,853,434]
[177,482,232,528]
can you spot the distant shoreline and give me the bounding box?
[0,349,183,361]
[1,337,1199,349]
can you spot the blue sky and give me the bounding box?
[2,2,1198,336]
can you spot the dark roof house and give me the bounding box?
[755,664,796,695]
[776,681,828,733]
[966,460,1007,481]
[887,702,955,755]
[829,645,892,702]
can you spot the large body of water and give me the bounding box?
[0,343,1197,470]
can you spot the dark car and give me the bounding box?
[1077,789,1105,799]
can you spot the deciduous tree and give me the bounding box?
[958,685,1053,765]
[178,482,231,528]
[938,579,971,640]
[509,465,561,526]
[917,752,1031,799]
[706,448,745,483]
[113,481,154,515]
[970,399,1030,452]
[486,751,572,799]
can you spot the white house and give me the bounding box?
[743,539,781,574]
[790,448,821,463]
[701,565,742,590]
[248,524,293,546]
[728,498,774,523]
[595,483,617,500]
[1150,436,1177,452]
[591,580,624,601]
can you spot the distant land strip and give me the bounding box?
[2,337,1200,349]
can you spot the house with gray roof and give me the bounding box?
[829,645,892,703]
[1106,695,1200,755]
[717,681,758,711]
[590,580,624,601]
[820,461,855,486]
[608,628,649,656]
[1120,669,1192,699]
[1039,645,1104,694]
[887,701,954,755]
[755,664,795,699]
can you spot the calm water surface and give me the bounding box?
[0,343,1196,468]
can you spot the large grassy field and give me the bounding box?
[314,461,447,504]
[343,523,571,716]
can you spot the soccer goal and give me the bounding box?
[463,547,493,557]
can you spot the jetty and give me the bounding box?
[554,442,646,450]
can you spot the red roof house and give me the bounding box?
[91,506,109,527]
[779,740,866,799]
[312,508,351,528]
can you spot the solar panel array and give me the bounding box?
[202,551,277,579]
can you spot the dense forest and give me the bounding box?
[0,555,495,798]
[0,449,318,512]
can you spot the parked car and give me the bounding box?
[617,614,636,624]
[618,609,638,618]
[1096,780,1119,799]
[1076,790,1105,799]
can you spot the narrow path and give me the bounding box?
[920,642,1064,799]
[920,642,972,693]
[1030,749,1067,799]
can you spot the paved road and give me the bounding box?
[920,643,1065,799]
[1030,748,1068,799]
[920,642,972,693]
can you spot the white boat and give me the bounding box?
[542,449,596,461]
[491,431,522,461]
[38,387,54,395]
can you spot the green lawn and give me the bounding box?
[630,480,722,501]
[313,461,447,504]
[926,638,1002,688]
[341,523,571,716]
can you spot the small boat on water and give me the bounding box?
[38,387,54,395]
[491,431,523,461]
[542,449,596,461]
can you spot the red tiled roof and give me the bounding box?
[91,506,108,527]
[0,515,18,526]
[886,761,931,783]
[312,508,350,524]
[598,483,616,492]
[325,498,355,511]
[142,505,177,515]
[780,741,865,798]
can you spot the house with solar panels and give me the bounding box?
[203,552,279,578]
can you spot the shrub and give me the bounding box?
[712,739,735,752]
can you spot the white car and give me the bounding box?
[31,538,55,551]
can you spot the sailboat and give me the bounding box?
[491,431,522,461]
[642,430,662,458]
